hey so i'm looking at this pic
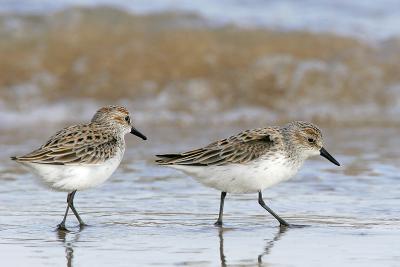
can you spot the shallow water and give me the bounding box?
[0,124,399,266]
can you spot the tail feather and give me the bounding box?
[10,156,17,161]
[156,154,184,165]
[156,154,181,159]
[156,146,210,165]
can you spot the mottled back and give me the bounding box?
[11,105,132,165]
[156,127,282,166]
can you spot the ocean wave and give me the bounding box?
[1,7,400,128]
[1,1,400,40]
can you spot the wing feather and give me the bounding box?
[156,127,281,166]
[12,123,120,165]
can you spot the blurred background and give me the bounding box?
[1,0,400,129]
[1,2,400,267]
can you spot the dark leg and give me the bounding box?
[57,192,73,230]
[258,191,289,227]
[68,190,86,226]
[57,205,69,231]
[214,192,227,226]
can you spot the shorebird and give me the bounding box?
[156,121,340,227]
[11,105,147,230]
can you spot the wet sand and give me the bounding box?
[1,124,399,266]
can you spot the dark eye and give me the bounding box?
[124,116,130,123]
[308,138,315,143]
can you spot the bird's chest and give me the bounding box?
[249,155,301,188]
[68,147,125,190]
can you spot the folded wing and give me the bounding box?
[156,127,280,166]
[12,124,119,165]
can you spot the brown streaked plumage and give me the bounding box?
[156,121,340,228]
[11,105,147,231]
[156,127,282,166]
[12,123,121,165]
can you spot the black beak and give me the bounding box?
[320,147,340,166]
[130,127,147,140]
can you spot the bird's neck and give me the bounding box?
[281,130,306,164]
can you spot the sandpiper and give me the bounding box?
[156,121,340,227]
[11,105,147,230]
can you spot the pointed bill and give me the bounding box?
[130,127,147,140]
[320,147,340,166]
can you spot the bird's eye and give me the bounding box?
[307,138,315,143]
[124,116,130,123]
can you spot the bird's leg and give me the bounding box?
[68,190,86,227]
[57,192,72,231]
[258,191,289,227]
[214,192,227,226]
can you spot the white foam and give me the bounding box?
[1,0,400,41]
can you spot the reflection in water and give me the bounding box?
[2,126,399,266]
[257,227,288,265]
[57,229,81,267]
[218,229,227,267]
[218,227,288,267]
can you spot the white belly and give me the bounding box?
[20,151,124,192]
[171,155,303,193]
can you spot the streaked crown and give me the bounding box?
[91,105,133,135]
[92,105,129,123]
[283,121,323,157]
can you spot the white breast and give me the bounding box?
[171,154,303,193]
[20,149,124,192]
